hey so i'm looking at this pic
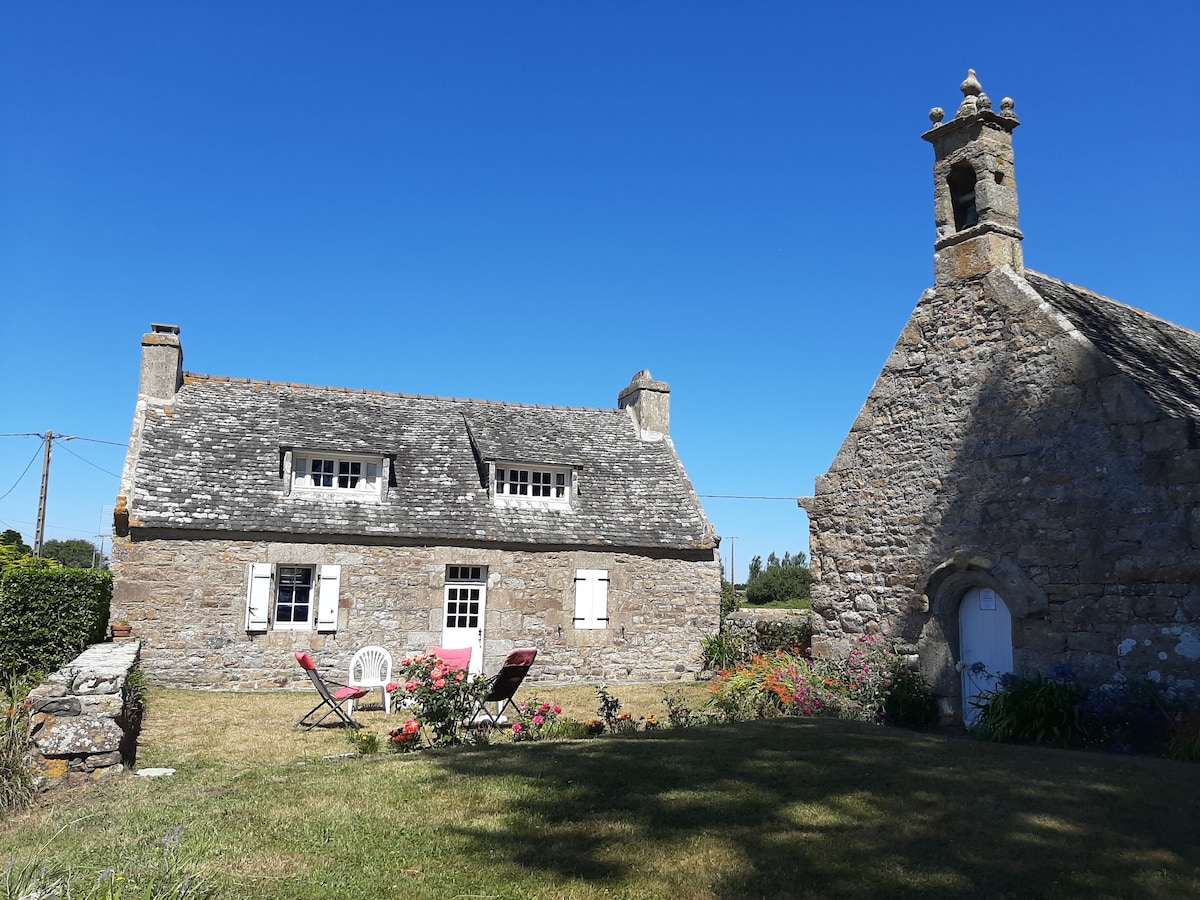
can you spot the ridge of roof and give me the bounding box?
[180,372,620,414]
[1025,270,1200,340]
[1025,269,1200,421]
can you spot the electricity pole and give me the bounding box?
[34,431,53,557]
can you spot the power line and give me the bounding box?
[698,494,799,501]
[57,443,122,478]
[0,438,45,502]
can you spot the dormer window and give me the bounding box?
[289,452,385,500]
[493,464,571,508]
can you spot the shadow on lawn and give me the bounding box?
[433,718,1200,899]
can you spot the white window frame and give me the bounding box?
[493,463,571,509]
[244,563,341,633]
[289,452,385,500]
[573,569,609,630]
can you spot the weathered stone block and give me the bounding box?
[34,716,125,756]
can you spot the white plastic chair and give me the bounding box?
[347,646,393,715]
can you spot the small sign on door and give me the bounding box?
[979,588,996,610]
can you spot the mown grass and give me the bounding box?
[1,686,1198,899]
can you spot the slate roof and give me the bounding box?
[1027,270,1200,420]
[124,375,716,552]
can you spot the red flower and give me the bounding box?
[385,682,399,694]
[404,680,418,692]
[402,719,420,735]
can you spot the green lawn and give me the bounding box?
[2,686,1198,899]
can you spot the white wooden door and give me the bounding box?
[442,575,485,676]
[959,586,1013,727]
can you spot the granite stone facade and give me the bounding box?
[803,72,1200,723]
[112,327,720,689]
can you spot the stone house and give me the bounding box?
[801,71,1200,724]
[111,326,720,689]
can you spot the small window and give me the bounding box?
[292,453,383,499]
[447,565,483,582]
[494,464,571,507]
[245,563,340,633]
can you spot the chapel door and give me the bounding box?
[958,586,1013,728]
[441,566,486,676]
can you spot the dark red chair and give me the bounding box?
[294,651,370,730]
[469,648,538,728]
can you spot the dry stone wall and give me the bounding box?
[808,268,1200,716]
[111,535,719,689]
[28,641,142,788]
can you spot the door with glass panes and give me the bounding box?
[442,566,485,675]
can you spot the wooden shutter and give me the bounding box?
[245,563,272,632]
[316,564,341,632]
[573,569,610,630]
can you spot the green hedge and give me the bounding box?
[0,568,112,679]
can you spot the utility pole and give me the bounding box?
[728,536,739,588]
[34,431,53,557]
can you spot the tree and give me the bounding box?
[748,555,763,581]
[0,530,31,555]
[40,538,102,569]
[744,549,812,606]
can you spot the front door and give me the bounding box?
[442,566,486,675]
[959,586,1013,727]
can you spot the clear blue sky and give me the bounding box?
[2,3,1197,581]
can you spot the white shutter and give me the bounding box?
[316,564,341,631]
[245,563,272,632]
[573,569,610,630]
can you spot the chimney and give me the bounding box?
[139,324,183,402]
[618,370,670,441]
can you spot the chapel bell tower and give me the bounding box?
[923,70,1023,285]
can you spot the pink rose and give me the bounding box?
[532,715,544,726]
[511,723,523,733]
[404,680,417,692]
[385,682,399,693]
[553,706,562,715]
[433,678,446,690]
[403,719,420,735]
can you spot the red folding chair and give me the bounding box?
[469,648,538,728]
[294,651,370,730]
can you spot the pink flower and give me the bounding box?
[538,703,550,714]
[532,715,544,726]
[404,680,417,692]
[455,672,465,682]
[432,678,446,690]
[402,719,420,735]
[385,682,399,694]
[512,723,523,733]
[431,665,447,679]
[401,657,412,666]
[553,706,562,715]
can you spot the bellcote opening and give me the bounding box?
[948,162,978,231]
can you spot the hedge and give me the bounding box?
[0,568,112,679]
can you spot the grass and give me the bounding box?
[1,684,1198,899]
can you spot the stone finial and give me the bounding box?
[956,68,983,118]
[978,92,992,111]
[1000,96,1018,120]
[929,107,945,126]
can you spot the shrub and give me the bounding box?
[0,568,112,679]
[661,688,712,728]
[700,632,750,671]
[719,581,739,621]
[971,670,1088,747]
[546,718,592,740]
[511,699,562,742]
[1076,680,1176,754]
[1167,715,1200,763]
[391,653,490,746]
[0,677,35,816]
[707,636,937,728]
[744,564,811,606]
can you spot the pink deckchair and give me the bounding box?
[427,646,472,672]
[294,651,370,731]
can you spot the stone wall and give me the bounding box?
[807,267,1200,719]
[28,641,142,788]
[111,535,720,689]
[723,609,813,658]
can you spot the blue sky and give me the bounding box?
[2,2,1197,581]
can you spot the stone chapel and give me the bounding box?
[801,71,1200,724]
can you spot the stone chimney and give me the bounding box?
[618,370,670,441]
[139,324,183,402]
[923,70,1023,285]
